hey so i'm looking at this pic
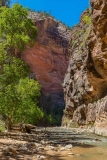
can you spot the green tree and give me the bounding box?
[0,4,37,55]
[0,4,43,130]
[0,45,43,130]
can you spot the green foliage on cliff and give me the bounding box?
[83,15,91,25]
[0,4,43,130]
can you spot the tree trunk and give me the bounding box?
[6,116,13,131]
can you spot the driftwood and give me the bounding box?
[11,123,36,134]
[20,123,36,134]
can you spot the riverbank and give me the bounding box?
[0,127,107,160]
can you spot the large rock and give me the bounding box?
[62,0,107,134]
[22,13,71,108]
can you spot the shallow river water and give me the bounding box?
[44,127,107,160]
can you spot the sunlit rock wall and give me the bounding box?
[23,13,71,108]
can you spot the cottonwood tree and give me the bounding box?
[0,4,37,55]
[0,4,43,130]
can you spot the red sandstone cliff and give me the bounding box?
[22,14,71,107]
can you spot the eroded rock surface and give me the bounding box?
[62,0,107,134]
[62,10,92,125]
[23,13,70,107]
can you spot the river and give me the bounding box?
[0,127,107,160]
[42,127,107,160]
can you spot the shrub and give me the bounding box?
[83,15,91,25]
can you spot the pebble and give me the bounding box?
[35,143,42,147]
[38,147,44,150]
[76,153,81,156]
[36,155,40,159]
[40,140,46,145]
[19,146,28,151]
[65,144,73,149]
[36,155,45,159]
[17,155,24,158]
[60,147,65,151]
[49,146,55,150]
[68,152,74,155]
[40,155,45,159]
[2,146,17,155]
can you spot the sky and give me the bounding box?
[11,0,90,27]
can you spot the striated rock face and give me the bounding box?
[88,0,107,134]
[62,10,92,125]
[62,0,107,133]
[22,14,71,108]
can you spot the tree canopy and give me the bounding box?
[0,4,38,55]
[0,45,43,123]
[0,4,43,130]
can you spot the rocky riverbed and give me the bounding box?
[0,127,107,160]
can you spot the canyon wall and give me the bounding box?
[62,0,107,135]
[22,13,71,108]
